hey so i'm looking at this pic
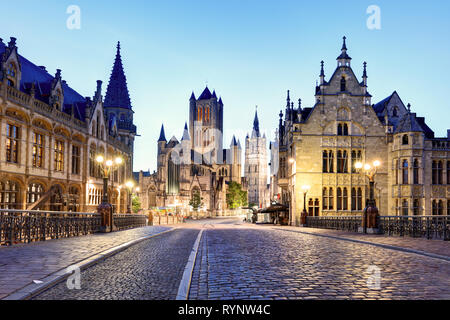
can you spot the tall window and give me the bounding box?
[351,188,363,211]
[337,188,342,211]
[342,188,348,210]
[6,63,16,87]
[402,160,408,184]
[32,132,44,168]
[402,135,409,145]
[27,183,44,204]
[337,151,348,173]
[54,140,64,172]
[413,159,419,184]
[323,151,334,173]
[438,200,443,216]
[402,200,408,216]
[432,161,443,185]
[395,159,399,184]
[323,187,333,210]
[6,124,20,163]
[357,188,362,211]
[337,123,348,136]
[340,76,346,91]
[89,149,96,177]
[413,199,420,216]
[447,161,450,184]
[338,123,343,136]
[308,199,320,216]
[197,107,202,121]
[205,106,210,122]
[351,150,362,173]
[72,145,80,175]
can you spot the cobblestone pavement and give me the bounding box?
[272,225,450,258]
[189,225,450,300]
[33,228,199,300]
[0,226,170,299]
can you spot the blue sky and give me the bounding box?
[2,0,449,172]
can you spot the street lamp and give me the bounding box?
[96,155,123,232]
[125,180,135,214]
[355,160,381,233]
[299,185,310,226]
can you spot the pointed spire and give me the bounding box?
[337,36,352,62]
[298,98,302,110]
[190,91,196,100]
[181,122,190,141]
[407,103,411,113]
[231,135,238,147]
[219,97,223,104]
[158,124,167,142]
[286,90,290,107]
[104,41,132,109]
[342,36,347,51]
[320,61,325,77]
[253,106,260,138]
[212,90,217,99]
[198,86,212,100]
[363,61,367,78]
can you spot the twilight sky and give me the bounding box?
[2,0,449,172]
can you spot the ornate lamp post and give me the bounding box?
[96,156,123,232]
[125,180,137,214]
[299,185,310,227]
[355,160,381,234]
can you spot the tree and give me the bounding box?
[189,188,203,211]
[226,182,248,209]
[132,194,141,213]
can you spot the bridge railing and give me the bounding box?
[0,209,149,246]
[305,215,450,240]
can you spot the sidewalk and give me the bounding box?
[0,225,171,299]
[271,226,450,260]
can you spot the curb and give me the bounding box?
[2,228,175,300]
[273,227,450,262]
[176,229,204,300]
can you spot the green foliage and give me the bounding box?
[132,194,141,213]
[226,182,248,209]
[189,189,203,211]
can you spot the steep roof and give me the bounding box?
[252,109,260,137]
[104,42,132,109]
[395,112,424,133]
[158,124,166,142]
[181,122,190,141]
[0,39,87,121]
[198,86,212,100]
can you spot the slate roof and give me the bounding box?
[198,87,213,100]
[0,40,87,121]
[104,42,132,110]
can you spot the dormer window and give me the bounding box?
[392,106,399,117]
[402,134,409,145]
[6,62,17,87]
[340,76,346,92]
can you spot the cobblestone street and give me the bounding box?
[3,217,450,300]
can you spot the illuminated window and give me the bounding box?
[27,183,44,204]
[0,181,20,209]
[54,140,64,172]
[32,132,44,168]
[6,124,20,163]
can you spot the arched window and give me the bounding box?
[413,199,420,216]
[0,181,20,209]
[337,150,348,173]
[438,200,443,216]
[351,188,357,211]
[402,135,409,145]
[6,62,17,87]
[402,160,409,184]
[432,200,437,215]
[357,188,362,211]
[205,106,210,122]
[402,200,408,216]
[337,123,343,136]
[392,107,399,117]
[68,186,80,212]
[438,161,443,184]
[323,188,333,210]
[27,183,44,204]
[197,107,202,121]
[337,188,342,211]
[343,188,348,210]
[340,76,346,92]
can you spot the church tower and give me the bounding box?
[245,108,269,208]
[104,42,136,149]
[189,87,223,163]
